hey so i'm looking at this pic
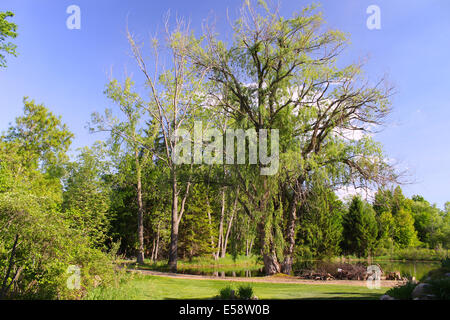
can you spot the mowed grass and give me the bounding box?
[86,274,385,300]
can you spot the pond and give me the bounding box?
[371,261,440,280]
[293,260,440,281]
[175,260,440,280]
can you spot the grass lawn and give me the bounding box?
[86,274,386,300]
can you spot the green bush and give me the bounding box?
[422,257,450,281]
[237,285,254,300]
[385,281,417,300]
[0,191,121,300]
[219,286,235,300]
[428,278,450,300]
[441,258,450,271]
[218,284,254,300]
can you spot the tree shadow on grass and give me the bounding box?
[298,292,382,300]
[161,293,382,301]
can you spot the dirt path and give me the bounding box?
[130,269,402,288]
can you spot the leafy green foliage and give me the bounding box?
[428,278,450,300]
[218,285,234,299]
[385,281,417,300]
[394,208,420,248]
[218,284,254,300]
[237,285,254,299]
[372,186,449,252]
[0,11,17,67]
[62,144,111,246]
[442,258,450,270]
[376,210,395,249]
[409,196,447,248]
[0,101,118,299]
[4,98,73,175]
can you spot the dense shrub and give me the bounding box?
[441,258,450,270]
[422,257,450,282]
[219,286,235,300]
[218,284,254,300]
[0,191,121,300]
[428,278,450,300]
[385,281,417,300]
[237,285,254,300]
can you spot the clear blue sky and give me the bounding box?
[1,0,449,208]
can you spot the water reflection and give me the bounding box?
[175,260,439,280]
[293,260,439,281]
[177,268,265,278]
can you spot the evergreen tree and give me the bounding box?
[179,184,215,259]
[296,186,344,259]
[342,196,378,257]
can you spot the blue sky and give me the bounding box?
[1,0,449,208]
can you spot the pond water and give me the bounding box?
[176,266,266,278]
[176,260,440,280]
[294,260,440,281]
[374,261,440,280]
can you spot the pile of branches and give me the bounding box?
[296,262,376,281]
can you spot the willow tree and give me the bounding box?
[191,1,396,274]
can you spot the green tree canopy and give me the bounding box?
[0,11,17,67]
[3,98,73,176]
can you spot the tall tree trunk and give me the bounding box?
[221,188,239,258]
[205,190,216,259]
[245,218,253,257]
[258,221,281,275]
[155,222,160,261]
[281,186,302,274]
[0,234,19,299]
[246,239,249,257]
[151,238,156,262]
[263,252,281,275]
[135,150,145,265]
[258,178,281,275]
[168,168,190,272]
[151,221,161,262]
[168,170,179,272]
[216,188,226,260]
